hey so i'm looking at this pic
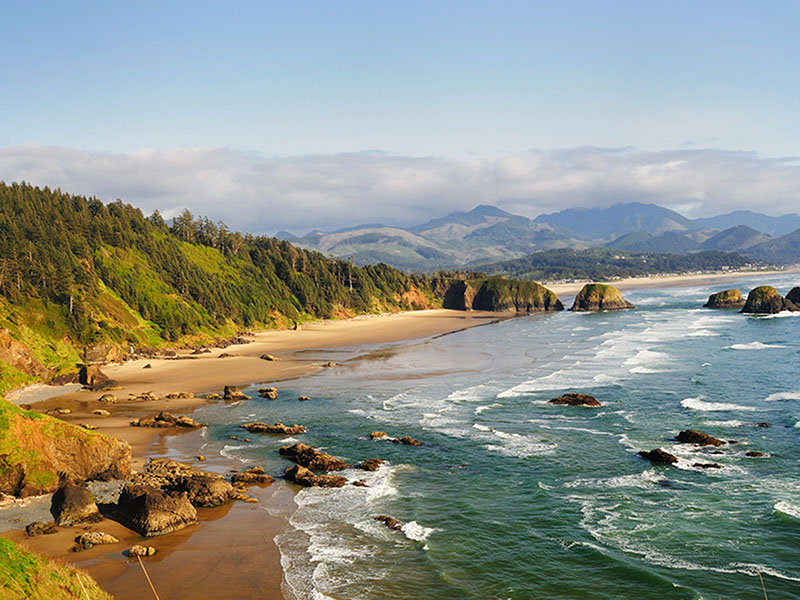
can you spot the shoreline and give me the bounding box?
[545,266,800,297]
[0,308,511,599]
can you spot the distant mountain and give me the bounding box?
[745,228,800,264]
[692,211,800,237]
[534,202,692,241]
[700,225,771,252]
[287,205,577,271]
[606,231,700,253]
[284,202,800,271]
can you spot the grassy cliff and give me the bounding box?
[0,537,111,599]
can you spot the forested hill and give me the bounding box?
[0,182,444,390]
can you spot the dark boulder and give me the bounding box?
[571,284,634,311]
[393,436,422,446]
[25,521,57,536]
[703,289,745,309]
[638,449,678,464]
[549,393,601,407]
[279,443,349,471]
[745,451,764,457]
[51,484,102,526]
[676,430,724,447]
[787,287,800,305]
[117,483,198,537]
[375,515,403,531]
[223,385,249,400]
[356,458,384,471]
[693,462,723,469]
[284,465,347,488]
[742,286,799,314]
[242,422,306,435]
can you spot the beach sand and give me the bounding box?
[1,309,509,599]
[546,267,800,299]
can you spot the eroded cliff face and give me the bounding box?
[570,283,634,311]
[443,278,563,313]
[0,399,131,497]
[0,328,50,380]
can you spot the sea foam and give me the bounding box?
[681,397,757,412]
[765,392,800,402]
[724,342,786,350]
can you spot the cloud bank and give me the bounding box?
[1,144,799,234]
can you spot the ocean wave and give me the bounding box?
[681,397,757,412]
[685,329,718,337]
[705,420,748,427]
[474,403,501,415]
[774,501,800,520]
[765,392,800,402]
[629,366,666,374]
[724,342,786,350]
[754,311,800,319]
[401,521,436,542]
[475,425,557,457]
[564,469,667,490]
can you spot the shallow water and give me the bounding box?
[192,274,800,599]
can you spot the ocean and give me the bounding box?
[189,274,800,599]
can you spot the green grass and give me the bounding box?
[0,364,35,397]
[0,537,112,599]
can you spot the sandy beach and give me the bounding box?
[546,267,800,298]
[1,308,510,600]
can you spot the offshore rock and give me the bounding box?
[444,277,564,313]
[223,385,249,400]
[703,289,745,309]
[676,429,724,447]
[571,283,634,311]
[741,286,799,314]
[638,449,678,464]
[549,393,601,407]
[356,458,384,471]
[241,422,306,435]
[375,515,403,531]
[787,287,800,305]
[392,436,422,446]
[279,443,349,471]
[258,387,278,399]
[284,465,347,488]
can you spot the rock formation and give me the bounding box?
[741,286,799,314]
[279,443,349,471]
[571,284,634,311]
[443,277,564,313]
[117,484,198,537]
[787,287,800,305]
[51,484,102,526]
[131,458,234,507]
[130,411,205,428]
[74,530,119,550]
[241,422,306,435]
[676,429,724,447]
[356,458,384,471]
[284,465,347,488]
[258,387,278,399]
[393,436,422,446]
[0,328,50,379]
[223,385,249,400]
[231,466,274,485]
[548,393,601,407]
[638,449,678,464]
[375,515,403,531]
[703,289,745,309]
[128,545,157,557]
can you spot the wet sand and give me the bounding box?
[1,309,509,599]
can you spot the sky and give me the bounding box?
[1,1,799,233]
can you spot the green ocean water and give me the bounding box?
[193,274,800,599]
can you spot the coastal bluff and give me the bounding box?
[741,286,799,314]
[570,283,634,311]
[0,398,131,497]
[703,289,745,309]
[443,277,564,313]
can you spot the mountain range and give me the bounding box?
[280,202,800,270]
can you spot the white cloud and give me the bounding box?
[1,144,799,234]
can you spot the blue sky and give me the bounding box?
[1,1,799,231]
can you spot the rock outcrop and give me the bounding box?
[131,458,234,508]
[638,449,678,464]
[231,466,274,485]
[130,411,205,428]
[241,422,306,435]
[279,443,349,471]
[0,399,131,497]
[676,430,724,447]
[703,289,745,309]
[25,521,57,536]
[51,484,102,525]
[375,515,403,531]
[258,387,278,399]
[548,393,601,407]
[356,458,384,471]
[444,278,564,313]
[787,287,800,305]
[284,465,347,488]
[74,530,119,550]
[117,483,198,537]
[223,386,249,400]
[571,284,634,311]
[0,328,50,379]
[742,286,799,314]
[393,436,422,446]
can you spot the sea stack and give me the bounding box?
[786,287,800,305]
[571,283,634,312]
[703,289,745,309]
[741,286,799,314]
